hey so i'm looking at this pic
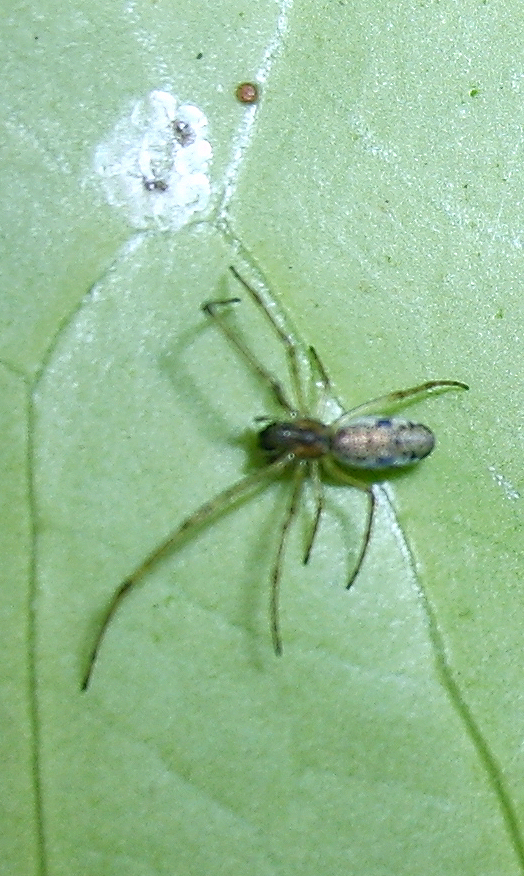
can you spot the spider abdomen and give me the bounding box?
[332,416,435,469]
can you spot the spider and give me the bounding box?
[81,266,468,689]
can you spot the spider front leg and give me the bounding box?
[308,345,344,414]
[228,266,308,412]
[81,454,293,690]
[202,297,296,414]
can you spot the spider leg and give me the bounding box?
[321,458,375,589]
[336,379,468,421]
[346,485,375,589]
[82,453,293,690]
[308,345,344,412]
[303,461,324,565]
[202,297,296,414]
[229,266,307,411]
[270,462,306,655]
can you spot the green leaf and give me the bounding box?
[3,1,524,874]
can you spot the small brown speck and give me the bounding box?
[235,82,259,104]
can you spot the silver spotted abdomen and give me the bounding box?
[331,416,435,469]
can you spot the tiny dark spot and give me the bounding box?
[143,177,168,192]
[173,119,195,146]
[196,51,203,60]
[375,418,392,428]
[469,86,480,98]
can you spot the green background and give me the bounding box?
[3,0,524,873]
